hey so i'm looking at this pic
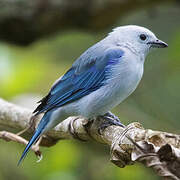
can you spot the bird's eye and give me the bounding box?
[139,34,147,41]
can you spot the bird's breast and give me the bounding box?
[102,58,144,109]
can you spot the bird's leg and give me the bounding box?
[98,111,125,134]
[103,111,125,127]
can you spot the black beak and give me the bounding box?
[147,39,168,48]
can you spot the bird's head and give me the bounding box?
[108,25,168,57]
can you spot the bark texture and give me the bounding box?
[0,98,179,179]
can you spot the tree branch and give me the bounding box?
[0,98,179,179]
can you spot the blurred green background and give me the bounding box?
[0,3,180,180]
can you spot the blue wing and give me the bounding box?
[34,47,124,115]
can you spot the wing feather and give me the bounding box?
[33,47,124,115]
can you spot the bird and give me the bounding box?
[18,25,168,165]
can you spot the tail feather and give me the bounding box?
[18,110,52,166]
[18,130,42,166]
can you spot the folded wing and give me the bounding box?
[33,47,124,115]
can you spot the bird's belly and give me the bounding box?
[79,64,143,117]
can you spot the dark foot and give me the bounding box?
[98,112,125,134]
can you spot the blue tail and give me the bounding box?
[18,111,52,166]
[18,129,42,166]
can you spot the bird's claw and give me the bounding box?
[98,112,125,134]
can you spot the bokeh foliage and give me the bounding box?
[0,4,179,180]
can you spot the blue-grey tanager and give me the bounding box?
[18,25,168,164]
